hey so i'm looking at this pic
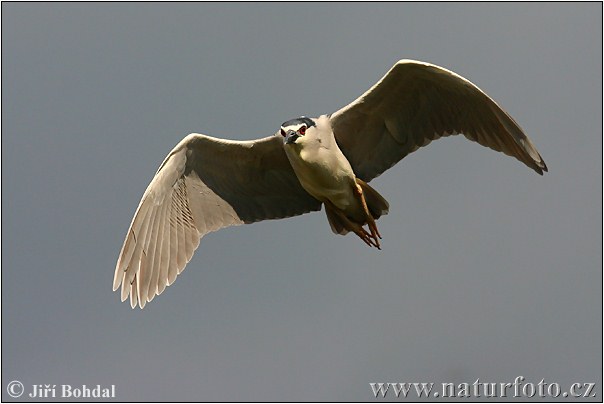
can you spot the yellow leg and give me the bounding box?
[354,183,382,248]
[324,201,381,249]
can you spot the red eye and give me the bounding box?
[299,126,306,135]
[280,129,286,137]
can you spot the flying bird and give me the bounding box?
[114,59,547,309]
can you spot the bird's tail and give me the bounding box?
[356,178,389,220]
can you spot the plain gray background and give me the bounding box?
[2,3,601,402]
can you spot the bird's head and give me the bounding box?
[280,117,317,145]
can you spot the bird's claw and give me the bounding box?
[353,225,381,250]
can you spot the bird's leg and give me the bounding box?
[353,181,382,249]
[324,201,380,249]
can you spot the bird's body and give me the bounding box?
[114,59,547,308]
[283,115,357,213]
[281,115,388,246]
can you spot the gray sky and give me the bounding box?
[2,3,601,402]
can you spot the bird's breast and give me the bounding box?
[285,140,358,211]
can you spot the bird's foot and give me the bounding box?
[366,221,382,249]
[353,182,382,249]
[353,225,381,250]
[324,199,381,249]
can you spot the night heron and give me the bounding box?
[114,59,547,308]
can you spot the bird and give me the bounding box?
[114,59,547,309]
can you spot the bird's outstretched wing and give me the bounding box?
[113,134,321,308]
[329,59,547,182]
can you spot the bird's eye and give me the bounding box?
[280,129,286,137]
[299,126,306,135]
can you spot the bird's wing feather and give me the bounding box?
[114,133,321,308]
[329,59,547,182]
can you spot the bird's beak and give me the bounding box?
[284,130,299,145]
